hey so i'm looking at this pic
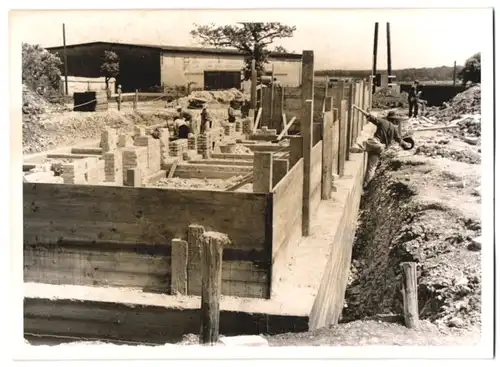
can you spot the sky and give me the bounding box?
[9,8,492,70]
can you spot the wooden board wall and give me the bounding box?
[271,158,304,262]
[23,183,273,298]
[310,141,323,215]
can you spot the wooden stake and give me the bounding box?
[276,116,296,141]
[133,89,139,110]
[199,231,228,345]
[252,107,263,133]
[401,262,419,328]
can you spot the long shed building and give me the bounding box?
[47,41,302,93]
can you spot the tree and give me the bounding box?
[100,51,120,90]
[190,22,296,81]
[273,45,289,53]
[22,43,62,90]
[458,53,481,86]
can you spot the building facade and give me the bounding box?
[47,42,302,93]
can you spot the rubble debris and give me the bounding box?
[372,88,409,109]
[427,84,481,121]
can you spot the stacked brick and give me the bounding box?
[60,158,90,184]
[96,160,106,182]
[187,133,197,150]
[103,150,123,184]
[224,123,235,136]
[84,157,99,185]
[100,128,118,153]
[235,119,242,133]
[134,135,161,174]
[159,128,170,166]
[256,126,278,136]
[197,133,212,159]
[242,118,253,135]
[169,139,188,158]
[122,146,148,185]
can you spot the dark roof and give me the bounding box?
[46,41,302,60]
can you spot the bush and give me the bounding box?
[458,53,481,86]
[22,43,62,92]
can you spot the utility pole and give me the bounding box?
[372,22,379,94]
[386,22,392,78]
[63,23,69,96]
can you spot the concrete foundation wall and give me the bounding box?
[271,158,304,262]
[308,148,366,329]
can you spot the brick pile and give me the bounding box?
[224,123,235,136]
[159,128,170,166]
[122,146,148,185]
[100,128,117,153]
[256,126,277,136]
[169,139,188,158]
[61,159,87,184]
[235,119,242,132]
[103,150,123,184]
[197,133,212,159]
[84,157,99,185]
[242,118,253,135]
[188,133,198,150]
[97,160,105,182]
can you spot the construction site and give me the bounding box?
[21,21,483,348]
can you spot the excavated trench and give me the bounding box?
[342,150,481,329]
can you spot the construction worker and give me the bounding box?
[408,80,422,118]
[176,107,194,124]
[362,111,413,188]
[200,104,212,134]
[175,118,190,139]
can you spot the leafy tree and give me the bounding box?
[190,22,296,81]
[458,53,481,86]
[22,43,62,90]
[273,45,289,53]
[100,51,120,90]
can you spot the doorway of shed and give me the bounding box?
[204,71,241,90]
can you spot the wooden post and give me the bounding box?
[199,231,228,345]
[171,239,188,295]
[133,89,139,110]
[300,50,314,236]
[249,59,257,121]
[321,96,334,200]
[401,262,419,328]
[117,89,122,111]
[270,64,275,127]
[62,23,69,96]
[346,83,354,161]
[187,224,205,295]
[253,152,273,192]
[338,100,348,177]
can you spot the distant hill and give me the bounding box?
[315,65,464,82]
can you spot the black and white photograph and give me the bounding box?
[5,4,495,362]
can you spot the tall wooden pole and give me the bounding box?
[250,59,257,121]
[401,262,419,328]
[386,22,392,77]
[62,23,69,96]
[372,23,379,80]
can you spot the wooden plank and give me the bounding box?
[301,50,314,237]
[346,83,354,161]
[187,224,204,295]
[276,117,296,141]
[167,159,179,178]
[310,141,323,214]
[321,108,334,200]
[253,107,263,133]
[253,152,273,193]
[24,183,270,252]
[338,100,348,177]
[332,108,339,176]
[200,231,227,345]
[288,136,303,168]
[171,239,188,295]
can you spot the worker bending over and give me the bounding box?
[363,111,412,188]
[175,118,191,139]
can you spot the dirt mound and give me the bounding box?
[22,110,176,154]
[372,88,409,109]
[428,85,481,121]
[343,149,481,329]
[167,89,246,109]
